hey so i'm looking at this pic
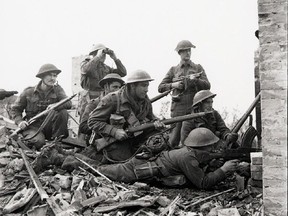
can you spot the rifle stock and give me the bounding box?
[10,94,76,138]
[95,111,212,151]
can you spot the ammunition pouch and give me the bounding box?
[134,162,160,180]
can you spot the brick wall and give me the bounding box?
[258,0,287,215]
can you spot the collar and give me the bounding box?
[33,81,55,94]
[180,60,193,68]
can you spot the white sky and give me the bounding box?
[0,0,259,118]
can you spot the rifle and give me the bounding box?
[10,94,77,138]
[94,111,212,151]
[150,90,171,103]
[0,90,18,100]
[202,147,261,164]
[225,93,261,148]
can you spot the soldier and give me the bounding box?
[158,40,210,148]
[86,69,165,163]
[10,64,72,150]
[79,73,125,140]
[96,128,240,189]
[79,43,127,119]
[181,90,238,146]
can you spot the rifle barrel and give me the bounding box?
[127,111,212,133]
[150,90,171,103]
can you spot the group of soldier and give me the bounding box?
[9,40,241,190]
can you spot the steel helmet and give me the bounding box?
[192,90,216,107]
[126,70,154,84]
[184,128,219,147]
[89,43,107,55]
[36,64,61,78]
[175,40,196,52]
[98,73,125,88]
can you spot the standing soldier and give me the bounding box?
[181,90,238,146]
[158,40,210,148]
[10,64,72,150]
[79,73,125,141]
[79,43,127,119]
[86,70,165,163]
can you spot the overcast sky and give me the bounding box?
[0,0,259,118]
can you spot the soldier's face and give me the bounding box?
[133,81,149,100]
[200,98,213,111]
[179,48,191,61]
[42,72,58,87]
[107,81,122,93]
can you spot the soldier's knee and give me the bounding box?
[22,129,45,150]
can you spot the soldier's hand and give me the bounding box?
[153,120,166,130]
[209,158,224,168]
[220,159,239,173]
[19,121,29,130]
[226,133,239,143]
[189,74,200,80]
[106,49,117,60]
[114,129,128,141]
[97,49,106,58]
[171,81,184,90]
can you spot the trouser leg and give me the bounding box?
[169,122,182,148]
[44,109,69,140]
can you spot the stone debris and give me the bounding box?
[0,126,263,216]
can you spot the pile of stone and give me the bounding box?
[0,124,263,216]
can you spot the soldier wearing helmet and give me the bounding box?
[10,64,72,150]
[81,70,165,163]
[83,128,239,190]
[79,73,125,138]
[158,40,211,148]
[79,43,127,119]
[181,90,238,146]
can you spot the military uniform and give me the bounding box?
[158,60,210,147]
[10,81,72,149]
[181,109,231,144]
[98,146,227,189]
[79,56,126,118]
[78,93,103,136]
[87,86,158,162]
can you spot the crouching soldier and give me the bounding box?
[181,90,238,148]
[86,70,165,163]
[79,73,125,142]
[96,128,239,189]
[10,64,72,150]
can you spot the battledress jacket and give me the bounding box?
[87,86,157,138]
[10,81,72,124]
[98,146,227,189]
[79,93,104,135]
[80,56,126,92]
[158,60,210,117]
[181,109,231,144]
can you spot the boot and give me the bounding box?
[61,153,100,172]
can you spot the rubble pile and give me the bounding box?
[0,127,263,216]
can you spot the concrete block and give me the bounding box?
[250,179,263,188]
[251,165,263,172]
[251,171,263,180]
[263,178,287,188]
[263,198,287,216]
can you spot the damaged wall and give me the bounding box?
[257,0,287,215]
